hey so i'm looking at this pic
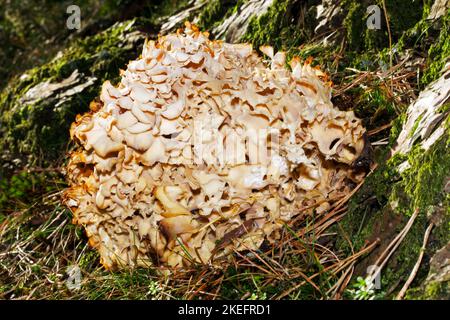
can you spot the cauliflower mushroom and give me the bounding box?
[64,22,367,269]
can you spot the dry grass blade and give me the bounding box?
[276,240,379,299]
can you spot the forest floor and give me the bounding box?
[0,0,448,300]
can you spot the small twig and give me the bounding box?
[395,222,434,300]
[371,138,389,146]
[368,122,392,136]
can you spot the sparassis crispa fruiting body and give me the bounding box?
[64,22,366,269]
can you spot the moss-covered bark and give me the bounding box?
[0,19,148,170]
[337,109,449,299]
[0,0,190,89]
[0,0,448,300]
[242,0,317,53]
[343,0,427,51]
[197,0,243,31]
[421,11,450,86]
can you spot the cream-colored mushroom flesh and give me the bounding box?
[64,23,366,269]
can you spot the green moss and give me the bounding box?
[343,1,366,51]
[404,143,449,209]
[389,112,406,145]
[406,278,449,300]
[396,2,433,53]
[197,0,243,31]
[343,0,425,52]
[241,0,315,53]
[421,11,450,86]
[357,86,399,129]
[394,3,448,88]
[100,0,189,23]
[437,102,450,115]
[0,169,67,218]
[383,0,424,40]
[409,114,424,138]
[0,171,60,209]
[240,0,347,75]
